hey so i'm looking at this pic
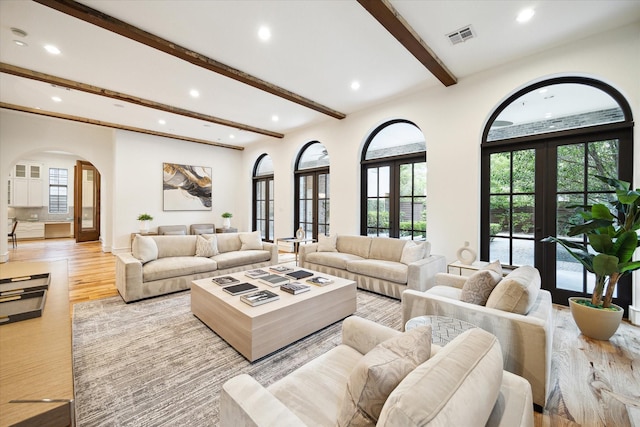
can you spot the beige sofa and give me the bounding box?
[116,231,277,302]
[221,316,533,427]
[401,264,553,409]
[299,235,446,299]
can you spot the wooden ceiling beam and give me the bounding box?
[33,0,346,120]
[1,102,244,151]
[1,62,283,139]
[357,0,457,87]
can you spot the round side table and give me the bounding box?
[405,315,476,345]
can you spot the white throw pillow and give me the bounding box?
[400,241,426,265]
[132,235,158,264]
[239,231,263,250]
[317,234,338,252]
[337,325,432,426]
[195,235,219,257]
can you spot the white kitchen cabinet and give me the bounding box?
[15,221,45,240]
[9,162,44,207]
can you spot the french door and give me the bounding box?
[253,176,274,242]
[294,169,329,239]
[481,129,633,312]
[74,160,100,243]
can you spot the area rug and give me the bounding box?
[72,289,401,427]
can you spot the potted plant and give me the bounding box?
[221,212,232,229]
[137,213,153,233]
[542,175,640,340]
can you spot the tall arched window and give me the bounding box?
[361,120,427,240]
[252,154,274,242]
[481,77,634,312]
[294,142,329,239]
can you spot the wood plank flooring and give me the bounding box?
[5,238,640,426]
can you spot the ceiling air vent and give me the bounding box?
[447,25,476,45]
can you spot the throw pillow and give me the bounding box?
[337,325,432,427]
[400,241,426,265]
[486,265,541,314]
[195,235,219,257]
[484,260,503,276]
[317,234,338,252]
[239,231,263,250]
[460,269,502,305]
[132,235,158,264]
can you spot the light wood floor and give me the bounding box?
[5,239,640,426]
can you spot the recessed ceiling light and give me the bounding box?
[258,26,271,41]
[351,81,361,91]
[189,89,200,98]
[158,119,166,125]
[13,40,28,47]
[516,9,535,23]
[538,88,548,94]
[51,96,62,102]
[229,134,235,139]
[271,115,279,122]
[44,44,61,54]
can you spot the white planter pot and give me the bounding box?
[139,220,150,233]
[568,297,624,341]
[222,218,231,229]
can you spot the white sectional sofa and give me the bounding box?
[221,316,534,427]
[299,235,446,299]
[116,231,277,302]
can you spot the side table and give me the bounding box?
[216,227,238,233]
[447,260,490,277]
[277,237,316,266]
[405,315,476,345]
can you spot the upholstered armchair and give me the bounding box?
[221,316,533,426]
[401,265,553,410]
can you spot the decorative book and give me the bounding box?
[222,283,258,296]
[241,290,280,306]
[306,276,334,286]
[244,269,270,279]
[285,270,314,280]
[280,282,311,295]
[269,265,295,274]
[258,274,290,287]
[211,276,240,286]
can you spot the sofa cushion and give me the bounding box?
[132,235,158,264]
[215,233,242,253]
[306,252,365,270]
[212,250,271,269]
[486,265,541,314]
[460,269,502,305]
[151,235,197,258]
[346,260,408,284]
[337,236,372,258]
[338,325,432,427]
[378,328,503,427]
[400,241,427,265]
[195,235,219,257]
[142,256,217,282]
[239,231,263,250]
[318,234,338,252]
[426,285,463,300]
[369,237,407,263]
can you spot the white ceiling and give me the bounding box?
[1,0,639,149]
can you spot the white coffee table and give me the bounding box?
[191,270,356,361]
[405,315,476,345]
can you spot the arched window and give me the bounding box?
[252,154,274,241]
[294,142,329,239]
[361,120,426,240]
[481,77,633,312]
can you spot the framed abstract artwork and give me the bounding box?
[163,163,212,211]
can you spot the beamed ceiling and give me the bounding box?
[1,0,639,150]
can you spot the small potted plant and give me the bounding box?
[221,212,233,229]
[137,213,153,233]
[542,175,640,340]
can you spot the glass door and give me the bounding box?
[74,160,100,242]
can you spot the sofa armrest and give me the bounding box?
[262,241,278,263]
[434,272,467,289]
[487,371,534,427]
[406,254,447,292]
[298,243,318,266]
[115,253,143,303]
[221,374,306,427]
[401,289,552,408]
[341,316,401,355]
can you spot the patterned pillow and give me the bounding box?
[337,325,432,426]
[460,269,502,305]
[317,234,338,252]
[132,235,158,264]
[195,235,219,257]
[239,231,263,250]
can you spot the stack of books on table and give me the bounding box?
[211,276,240,286]
[285,270,314,280]
[244,269,270,279]
[258,274,290,287]
[280,282,311,295]
[306,276,334,286]
[240,289,280,306]
[269,265,295,274]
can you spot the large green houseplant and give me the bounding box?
[542,175,640,340]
